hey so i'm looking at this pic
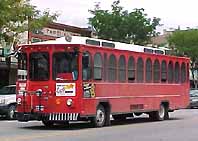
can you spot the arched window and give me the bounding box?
[161,60,167,82]
[137,57,144,82]
[82,51,92,80]
[108,54,117,81]
[181,62,186,83]
[94,53,102,80]
[175,62,180,83]
[146,58,152,82]
[128,56,135,82]
[118,55,126,82]
[168,61,174,83]
[153,59,160,83]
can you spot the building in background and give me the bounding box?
[151,29,174,47]
[29,22,93,43]
[0,42,17,87]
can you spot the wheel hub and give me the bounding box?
[159,105,165,119]
[96,109,105,124]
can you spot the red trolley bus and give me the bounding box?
[16,37,190,127]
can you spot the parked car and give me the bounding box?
[0,85,16,119]
[189,89,198,109]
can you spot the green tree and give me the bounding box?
[89,0,161,45]
[168,29,198,89]
[0,0,58,45]
[0,0,58,88]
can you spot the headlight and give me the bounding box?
[66,99,73,106]
[36,89,42,96]
[17,98,22,105]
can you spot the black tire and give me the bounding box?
[149,104,168,121]
[92,105,106,127]
[7,105,16,120]
[42,120,54,127]
[164,106,169,120]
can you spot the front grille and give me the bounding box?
[48,113,79,121]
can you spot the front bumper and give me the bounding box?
[17,112,80,122]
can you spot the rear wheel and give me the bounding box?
[149,104,169,121]
[7,105,16,120]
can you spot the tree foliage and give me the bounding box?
[89,0,161,45]
[0,0,58,44]
[168,29,198,88]
[168,29,198,60]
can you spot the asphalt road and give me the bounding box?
[0,109,198,141]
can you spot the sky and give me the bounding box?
[31,0,198,33]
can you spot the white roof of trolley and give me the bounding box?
[31,35,167,55]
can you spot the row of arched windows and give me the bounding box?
[82,51,188,83]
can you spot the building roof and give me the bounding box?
[46,22,92,34]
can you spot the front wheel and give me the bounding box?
[92,105,106,127]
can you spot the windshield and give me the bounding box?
[0,86,16,95]
[30,52,49,81]
[53,52,78,80]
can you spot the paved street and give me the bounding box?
[0,109,198,141]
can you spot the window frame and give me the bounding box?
[93,52,103,80]
[52,52,79,81]
[128,56,136,82]
[153,59,160,83]
[118,55,126,82]
[82,51,92,81]
[29,52,50,81]
[86,39,100,46]
[146,58,152,82]
[108,54,117,82]
[175,62,180,83]
[161,60,167,82]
